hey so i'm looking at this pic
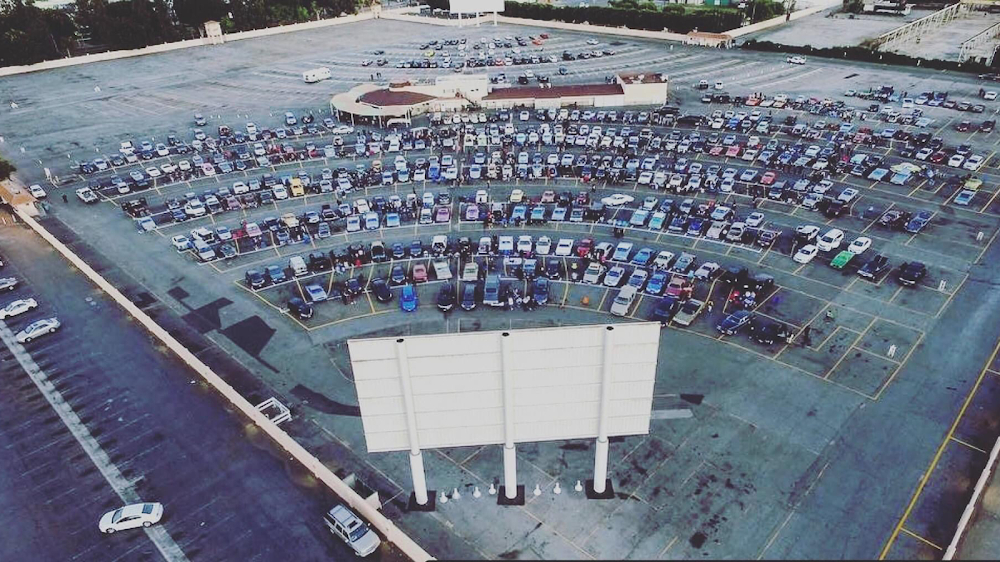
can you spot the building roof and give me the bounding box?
[618,72,667,85]
[0,181,36,207]
[359,89,437,107]
[483,83,623,101]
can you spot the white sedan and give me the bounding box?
[0,277,18,292]
[28,184,47,199]
[793,244,818,264]
[847,236,872,254]
[99,502,164,534]
[15,317,61,343]
[600,193,635,207]
[603,266,625,287]
[535,236,552,255]
[554,238,574,257]
[170,235,191,251]
[0,298,38,319]
[787,56,806,65]
[745,212,765,228]
[145,167,162,178]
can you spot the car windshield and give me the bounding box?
[348,524,369,542]
[111,508,124,523]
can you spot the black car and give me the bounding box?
[748,318,789,345]
[649,296,679,323]
[904,211,932,234]
[244,269,265,289]
[390,265,407,285]
[308,251,331,272]
[460,282,477,311]
[897,262,927,286]
[371,278,392,303]
[545,259,563,280]
[717,310,753,335]
[370,241,388,263]
[345,276,363,296]
[409,240,423,258]
[532,277,550,305]
[287,297,313,319]
[858,254,890,280]
[437,283,456,311]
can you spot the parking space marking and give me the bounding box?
[949,435,988,455]
[879,335,1000,558]
[899,527,943,552]
[0,321,189,562]
[823,316,877,379]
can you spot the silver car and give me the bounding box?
[0,298,38,319]
[0,277,17,292]
[15,317,61,343]
[324,505,380,557]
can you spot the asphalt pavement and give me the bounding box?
[0,218,397,561]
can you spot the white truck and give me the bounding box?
[303,67,332,84]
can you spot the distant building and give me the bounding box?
[331,72,667,122]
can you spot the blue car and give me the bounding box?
[511,205,528,222]
[631,247,654,266]
[646,270,669,295]
[400,284,418,312]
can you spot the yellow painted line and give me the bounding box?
[950,436,988,455]
[981,184,1000,214]
[899,527,943,552]
[366,292,376,314]
[878,337,1000,559]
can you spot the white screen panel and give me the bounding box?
[348,323,659,453]
[450,0,505,14]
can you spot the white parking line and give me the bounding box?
[0,321,189,562]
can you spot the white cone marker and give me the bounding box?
[452,488,461,500]
[533,484,541,496]
[553,482,562,494]
[473,486,482,498]
[575,480,583,492]
[489,483,497,495]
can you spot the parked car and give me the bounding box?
[716,310,753,335]
[15,317,61,343]
[323,504,381,557]
[98,503,164,534]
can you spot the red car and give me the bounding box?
[709,145,725,156]
[434,206,451,223]
[760,171,777,186]
[576,191,590,206]
[665,276,693,299]
[412,263,428,283]
[929,151,947,163]
[576,238,594,258]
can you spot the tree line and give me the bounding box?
[422,0,788,34]
[0,0,361,68]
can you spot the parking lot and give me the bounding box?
[5,15,1000,561]
[0,223,404,561]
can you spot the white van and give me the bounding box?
[289,255,308,277]
[193,239,216,262]
[303,67,331,83]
